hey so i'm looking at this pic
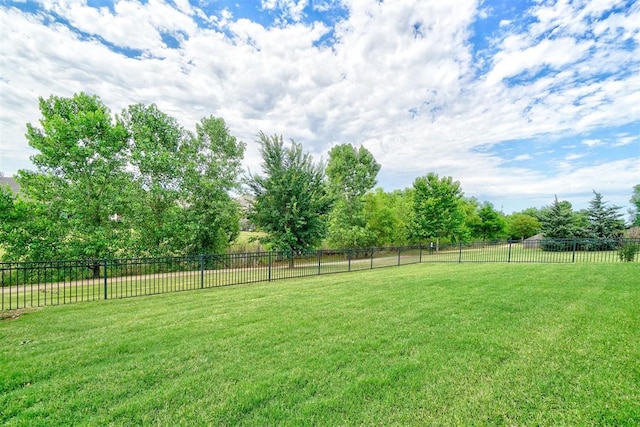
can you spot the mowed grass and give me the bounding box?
[1,263,639,426]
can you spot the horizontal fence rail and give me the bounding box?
[2,239,638,311]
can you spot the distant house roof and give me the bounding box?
[235,195,254,210]
[523,233,543,248]
[0,177,20,194]
[626,227,640,239]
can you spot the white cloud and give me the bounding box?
[613,135,639,147]
[261,0,308,23]
[0,0,639,213]
[565,153,586,161]
[582,139,602,147]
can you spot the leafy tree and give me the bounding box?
[469,201,505,242]
[520,206,546,222]
[457,197,479,242]
[120,103,190,255]
[5,93,246,269]
[246,133,331,265]
[122,108,245,256]
[325,144,380,248]
[180,116,245,255]
[326,144,380,200]
[629,184,640,226]
[0,186,16,260]
[411,173,465,249]
[14,93,132,273]
[506,213,541,241]
[363,188,413,246]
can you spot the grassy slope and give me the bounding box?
[1,263,639,426]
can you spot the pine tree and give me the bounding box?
[540,196,579,251]
[584,191,624,250]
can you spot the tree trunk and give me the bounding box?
[89,262,101,279]
[288,248,295,269]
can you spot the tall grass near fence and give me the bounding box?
[1,264,639,425]
[1,239,638,311]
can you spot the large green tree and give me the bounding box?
[411,173,465,249]
[15,93,132,271]
[4,93,245,267]
[363,188,413,246]
[325,144,380,201]
[180,116,245,255]
[471,202,505,242]
[246,133,332,263]
[325,144,380,248]
[121,108,245,256]
[506,213,541,241]
[120,103,190,255]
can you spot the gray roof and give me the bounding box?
[0,177,20,194]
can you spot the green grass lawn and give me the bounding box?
[1,263,639,425]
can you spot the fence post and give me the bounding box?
[397,247,401,266]
[508,239,512,263]
[419,245,422,263]
[348,250,351,272]
[268,251,272,282]
[458,241,463,263]
[572,239,577,263]
[370,248,374,269]
[103,258,108,300]
[317,250,322,275]
[200,254,205,289]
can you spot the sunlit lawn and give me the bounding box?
[1,263,639,425]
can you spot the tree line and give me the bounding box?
[1,93,639,263]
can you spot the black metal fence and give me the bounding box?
[2,239,638,311]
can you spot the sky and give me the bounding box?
[0,0,639,215]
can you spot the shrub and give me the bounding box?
[540,238,574,252]
[617,242,639,262]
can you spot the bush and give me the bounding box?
[617,242,639,262]
[540,238,574,252]
[579,238,619,251]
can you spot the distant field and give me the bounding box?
[1,263,638,425]
[229,231,268,253]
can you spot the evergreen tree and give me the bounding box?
[541,197,579,238]
[584,190,624,250]
[540,196,579,251]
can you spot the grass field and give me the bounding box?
[1,263,639,425]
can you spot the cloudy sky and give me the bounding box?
[1,0,639,213]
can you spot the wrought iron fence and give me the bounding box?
[1,239,638,311]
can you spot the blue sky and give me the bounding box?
[0,0,638,214]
